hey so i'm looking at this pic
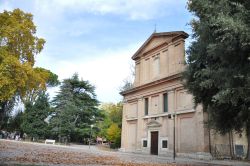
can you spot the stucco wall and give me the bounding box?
[121,32,246,157]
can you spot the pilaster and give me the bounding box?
[136,98,143,150]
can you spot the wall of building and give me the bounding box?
[121,32,247,159]
[121,79,210,156]
[133,38,185,87]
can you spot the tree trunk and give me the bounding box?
[230,131,235,159]
[247,127,250,160]
[229,132,232,158]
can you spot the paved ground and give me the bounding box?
[0,139,249,166]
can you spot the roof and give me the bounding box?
[131,31,189,60]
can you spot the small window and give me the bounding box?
[162,140,168,148]
[163,93,168,112]
[143,140,147,147]
[144,98,148,115]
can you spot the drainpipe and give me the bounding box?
[173,113,176,161]
[169,113,176,161]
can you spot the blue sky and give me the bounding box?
[0,0,193,103]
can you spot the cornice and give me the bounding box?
[120,73,182,96]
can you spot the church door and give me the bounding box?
[151,131,158,155]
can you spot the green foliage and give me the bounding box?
[98,102,123,147]
[101,102,123,127]
[7,110,23,133]
[107,123,121,148]
[50,73,101,143]
[0,9,58,129]
[0,97,15,129]
[183,0,250,158]
[21,92,50,139]
[96,110,112,138]
[0,8,46,101]
[23,67,60,104]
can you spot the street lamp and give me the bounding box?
[89,124,94,149]
[168,113,176,161]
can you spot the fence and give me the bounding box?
[212,144,246,159]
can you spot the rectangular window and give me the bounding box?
[143,140,147,147]
[145,98,148,115]
[163,93,168,112]
[162,140,168,148]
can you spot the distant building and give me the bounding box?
[120,31,247,159]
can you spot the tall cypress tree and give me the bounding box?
[183,0,250,159]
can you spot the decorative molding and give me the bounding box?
[127,98,138,103]
[146,120,162,128]
[120,73,182,96]
[167,89,175,93]
[138,97,143,101]
[142,109,196,119]
[176,109,195,115]
[126,117,138,121]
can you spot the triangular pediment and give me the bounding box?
[132,31,188,60]
[147,120,162,128]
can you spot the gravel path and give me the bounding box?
[0,139,249,166]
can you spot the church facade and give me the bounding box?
[120,31,247,159]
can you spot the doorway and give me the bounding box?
[150,131,158,155]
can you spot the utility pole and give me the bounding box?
[168,113,176,161]
[89,124,94,149]
[173,113,176,161]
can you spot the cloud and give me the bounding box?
[0,0,191,104]
[33,0,183,20]
[35,43,140,103]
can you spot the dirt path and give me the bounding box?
[0,140,248,166]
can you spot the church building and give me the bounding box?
[120,31,247,159]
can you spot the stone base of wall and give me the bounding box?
[135,148,150,154]
[120,148,212,160]
[118,148,126,152]
[159,151,173,156]
[177,152,212,160]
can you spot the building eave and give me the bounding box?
[120,73,182,96]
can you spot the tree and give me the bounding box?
[119,79,133,92]
[96,109,112,138]
[50,74,101,143]
[98,102,123,147]
[7,109,23,133]
[0,97,15,129]
[119,63,135,92]
[0,9,57,129]
[23,68,60,104]
[183,0,250,159]
[106,123,121,148]
[108,102,123,127]
[0,9,46,101]
[21,92,50,140]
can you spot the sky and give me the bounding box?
[0,0,193,103]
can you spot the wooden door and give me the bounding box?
[151,131,158,155]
